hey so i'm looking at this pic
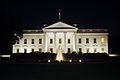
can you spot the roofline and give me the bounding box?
[42,21,78,30]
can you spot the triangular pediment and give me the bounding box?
[43,21,77,30]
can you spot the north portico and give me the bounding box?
[42,21,78,53]
[13,21,108,54]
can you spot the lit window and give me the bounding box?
[39,39,42,44]
[16,49,19,53]
[50,39,53,44]
[16,40,19,44]
[68,48,71,53]
[31,48,34,52]
[79,38,81,44]
[86,38,89,43]
[24,39,27,44]
[31,39,34,44]
[68,39,70,44]
[101,38,104,44]
[50,48,53,53]
[101,48,104,53]
[79,48,82,53]
[86,48,89,53]
[94,38,97,43]
[59,38,62,44]
[24,48,27,53]
[94,48,97,53]
[39,48,42,52]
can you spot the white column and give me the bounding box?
[73,32,76,51]
[44,32,47,52]
[64,32,67,53]
[54,32,56,53]
[75,33,77,52]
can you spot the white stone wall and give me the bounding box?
[13,34,44,53]
[76,33,108,54]
[13,32,108,54]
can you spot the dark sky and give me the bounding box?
[1,0,120,53]
[3,0,120,29]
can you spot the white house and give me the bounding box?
[13,21,109,54]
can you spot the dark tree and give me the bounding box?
[0,1,23,53]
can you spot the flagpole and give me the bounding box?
[59,10,61,21]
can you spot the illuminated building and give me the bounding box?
[13,21,108,54]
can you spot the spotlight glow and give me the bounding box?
[69,59,72,62]
[56,46,64,62]
[48,60,50,62]
[79,60,82,62]
[0,55,10,57]
[109,54,120,57]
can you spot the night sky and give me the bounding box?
[1,0,120,53]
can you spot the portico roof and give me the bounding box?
[42,21,78,32]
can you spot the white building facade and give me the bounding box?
[13,21,109,54]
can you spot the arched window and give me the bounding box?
[86,48,89,53]
[68,48,71,53]
[39,48,42,52]
[31,39,34,44]
[86,38,89,43]
[50,39,53,44]
[31,48,34,52]
[101,48,104,53]
[59,38,62,44]
[50,48,53,53]
[79,48,82,53]
[16,48,19,53]
[94,48,97,53]
[24,39,27,44]
[79,38,81,44]
[68,39,70,44]
[39,39,42,44]
[94,38,97,43]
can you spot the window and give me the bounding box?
[86,48,89,53]
[94,48,97,53]
[68,48,71,53]
[24,48,27,53]
[31,48,34,52]
[50,48,53,53]
[24,39,27,44]
[101,48,104,53]
[16,40,19,44]
[79,48,82,53]
[39,48,42,52]
[39,39,42,44]
[79,38,81,44]
[86,38,89,43]
[94,38,97,43]
[101,38,104,44]
[16,49,19,53]
[31,39,34,44]
[50,39,53,44]
[68,39,70,44]
[59,38,62,44]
